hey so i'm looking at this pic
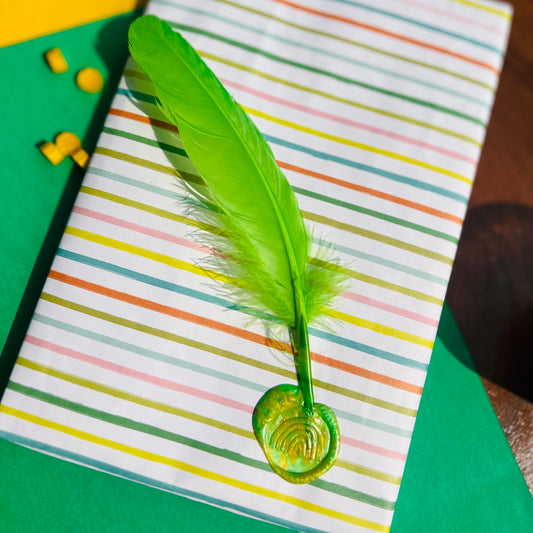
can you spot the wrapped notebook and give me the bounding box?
[0,0,513,531]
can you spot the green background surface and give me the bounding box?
[0,12,532,532]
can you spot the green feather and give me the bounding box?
[128,15,345,329]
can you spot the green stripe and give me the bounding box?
[104,125,457,244]
[155,0,493,91]
[94,145,203,188]
[172,22,485,126]
[9,380,259,462]
[295,187,457,243]
[103,126,188,158]
[328,240,448,286]
[39,292,418,416]
[160,0,489,106]
[337,461,402,485]
[9,381,400,501]
[79,181,212,232]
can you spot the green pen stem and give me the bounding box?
[290,312,314,415]
[254,301,340,483]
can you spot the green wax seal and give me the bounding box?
[252,384,340,484]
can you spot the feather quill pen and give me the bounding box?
[128,15,346,483]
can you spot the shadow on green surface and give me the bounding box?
[0,11,142,400]
[0,163,85,397]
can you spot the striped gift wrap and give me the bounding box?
[0,0,511,531]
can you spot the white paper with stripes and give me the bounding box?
[0,0,511,531]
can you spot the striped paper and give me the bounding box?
[0,0,512,531]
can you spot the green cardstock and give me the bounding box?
[0,13,532,533]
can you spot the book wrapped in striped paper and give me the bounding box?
[0,0,512,531]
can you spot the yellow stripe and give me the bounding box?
[64,226,227,283]
[244,107,472,185]
[450,0,511,18]
[0,405,389,532]
[327,310,434,349]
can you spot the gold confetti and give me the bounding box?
[71,147,90,169]
[76,67,104,93]
[55,131,82,156]
[39,142,65,165]
[45,48,68,74]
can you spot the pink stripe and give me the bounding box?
[222,78,477,165]
[25,335,253,413]
[341,435,407,460]
[345,292,439,327]
[73,205,209,253]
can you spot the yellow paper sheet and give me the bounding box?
[0,0,146,48]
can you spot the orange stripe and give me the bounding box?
[109,108,178,132]
[109,108,462,226]
[48,270,422,394]
[273,0,499,74]
[311,352,421,394]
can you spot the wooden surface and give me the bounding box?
[447,0,533,493]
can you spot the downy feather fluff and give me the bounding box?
[128,15,346,333]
